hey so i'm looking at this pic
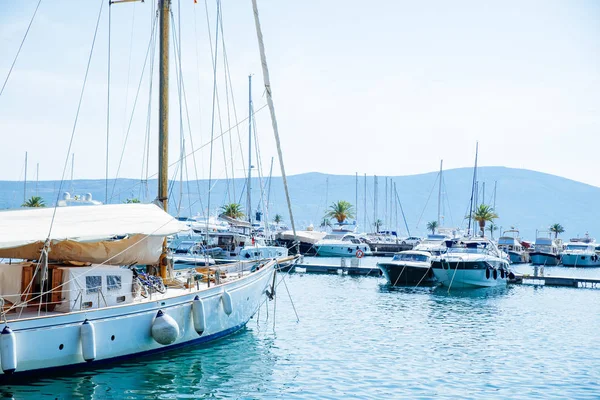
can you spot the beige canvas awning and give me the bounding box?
[0,204,187,265]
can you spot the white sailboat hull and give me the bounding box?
[0,263,275,378]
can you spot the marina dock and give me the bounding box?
[293,258,382,276]
[511,273,600,289]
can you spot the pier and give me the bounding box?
[510,273,600,289]
[293,258,382,276]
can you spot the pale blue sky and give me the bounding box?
[1,1,599,187]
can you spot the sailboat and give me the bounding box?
[0,1,283,378]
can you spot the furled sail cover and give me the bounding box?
[0,204,187,265]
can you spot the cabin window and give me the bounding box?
[116,296,126,303]
[86,276,102,294]
[107,275,122,291]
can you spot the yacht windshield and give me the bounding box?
[392,253,429,262]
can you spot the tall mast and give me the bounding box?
[355,172,358,229]
[36,162,39,197]
[374,175,378,232]
[467,142,478,235]
[24,151,28,203]
[384,177,388,232]
[493,180,497,209]
[363,173,367,233]
[247,75,253,226]
[437,159,443,226]
[158,0,170,277]
[70,153,74,194]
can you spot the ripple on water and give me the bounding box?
[3,263,600,399]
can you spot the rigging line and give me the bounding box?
[394,185,411,237]
[168,10,206,216]
[105,1,112,204]
[47,0,106,239]
[252,0,298,241]
[0,0,43,98]
[110,103,269,203]
[109,11,159,202]
[414,173,439,229]
[140,2,158,201]
[217,5,243,198]
[121,2,137,136]
[205,0,221,244]
[202,0,231,203]
[442,178,454,226]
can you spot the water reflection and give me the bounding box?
[3,327,276,399]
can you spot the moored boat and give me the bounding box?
[497,229,530,264]
[378,251,435,285]
[561,235,600,267]
[314,234,371,257]
[529,236,562,266]
[431,238,511,288]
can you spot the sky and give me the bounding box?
[0,0,599,188]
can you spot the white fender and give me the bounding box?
[80,319,96,362]
[192,296,206,335]
[221,291,233,316]
[151,310,179,345]
[0,326,17,374]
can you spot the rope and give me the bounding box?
[0,0,43,98]
[105,1,112,203]
[251,0,298,249]
[48,0,105,239]
[205,0,221,246]
[109,10,159,202]
[109,103,268,207]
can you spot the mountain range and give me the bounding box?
[1,166,597,241]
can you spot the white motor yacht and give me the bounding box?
[431,238,511,288]
[314,234,371,257]
[529,236,562,266]
[561,235,600,267]
[497,229,530,264]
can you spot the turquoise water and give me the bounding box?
[3,257,600,399]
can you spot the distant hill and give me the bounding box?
[1,166,597,241]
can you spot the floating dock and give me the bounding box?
[293,262,382,276]
[510,273,600,289]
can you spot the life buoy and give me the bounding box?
[356,249,364,258]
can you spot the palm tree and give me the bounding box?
[487,223,498,240]
[426,221,438,234]
[124,198,141,204]
[220,203,244,219]
[549,223,564,239]
[466,204,498,237]
[324,200,355,224]
[22,196,46,207]
[273,214,283,224]
[373,219,383,233]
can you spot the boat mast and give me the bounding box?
[437,159,443,226]
[374,175,378,232]
[467,142,478,236]
[158,0,170,278]
[24,151,28,203]
[247,75,253,228]
[355,172,358,230]
[363,173,367,233]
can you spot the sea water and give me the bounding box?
[3,257,599,399]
